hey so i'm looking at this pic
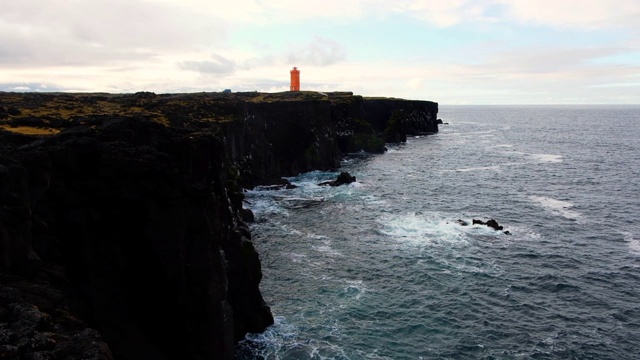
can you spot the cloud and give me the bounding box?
[194,0,371,24]
[0,0,226,67]
[382,0,640,30]
[495,0,640,30]
[287,37,347,67]
[0,26,158,67]
[481,45,634,74]
[1,0,638,104]
[180,54,236,74]
[0,82,69,92]
[399,0,491,27]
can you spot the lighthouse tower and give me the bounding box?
[290,67,300,91]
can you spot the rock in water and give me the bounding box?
[318,172,356,186]
[485,219,503,231]
[473,218,505,231]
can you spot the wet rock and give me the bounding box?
[456,219,469,226]
[253,183,297,191]
[473,219,505,231]
[485,219,503,231]
[240,208,255,223]
[318,172,356,187]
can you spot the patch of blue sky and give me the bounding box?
[484,22,623,48]
[228,26,306,52]
[588,51,640,65]
[589,82,640,88]
[226,12,627,66]
[228,16,488,61]
[0,83,68,92]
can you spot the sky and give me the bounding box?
[1,0,639,104]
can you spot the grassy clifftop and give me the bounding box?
[0,91,333,135]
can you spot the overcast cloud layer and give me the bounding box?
[1,0,639,104]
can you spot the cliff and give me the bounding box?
[218,92,438,187]
[0,91,437,359]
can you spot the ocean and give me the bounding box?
[235,105,640,359]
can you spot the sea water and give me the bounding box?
[235,105,640,359]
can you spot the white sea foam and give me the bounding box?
[287,252,308,263]
[349,181,364,189]
[529,196,581,220]
[306,233,330,240]
[312,244,341,258]
[277,196,327,209]
[494,150,563,164]
[245,196,290,218]
[342,279,367,300]
[623,231,640,255]
[460,130,495,136]
[238,316,303,358]
[385,147,407,153]
[376,212,473,248]
[310,234,343,257]
[442,165,501,172]
[360,194,387,206]
[498,224,541,240]
[531,153,563,163]
[282,224,302,235]
[240,315,351,359]
[492,144,514,148]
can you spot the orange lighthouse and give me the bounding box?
[290,67,300,91]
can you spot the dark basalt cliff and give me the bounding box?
[0,91,437,359]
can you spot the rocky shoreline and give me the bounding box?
[0,91,437,359]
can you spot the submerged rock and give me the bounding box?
[252,178,298,191]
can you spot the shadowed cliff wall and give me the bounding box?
[0,111,273,360]
[222,98,340,189]
[0,91,437,359]
[222,93,440,185]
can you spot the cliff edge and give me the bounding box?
[0,91,437,359]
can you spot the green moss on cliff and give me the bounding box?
[303,145,318,165]
[353,133,385,153]
[383,110,406,143]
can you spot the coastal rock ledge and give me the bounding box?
[0,91,438,359]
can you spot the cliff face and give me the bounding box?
[223,98,339,188]
[0,91,437,359]
[221,92,440,164]
[362,98,439,143]
[1,116,273,359]
[328,93,439,154]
